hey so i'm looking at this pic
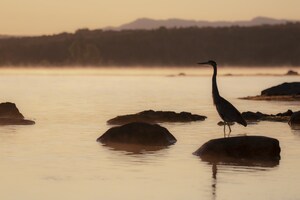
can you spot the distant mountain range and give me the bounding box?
[105,17,294,30]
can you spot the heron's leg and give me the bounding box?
[227,124,232,137]
[223,123,226,138]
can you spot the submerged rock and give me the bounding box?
[97,122,177,146]
[0,102,35,125]
[242,110,292,122]
[193,136,281,163]
[107,110,206,125]
[289,111,300,130]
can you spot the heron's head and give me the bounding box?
[197,60,217,68]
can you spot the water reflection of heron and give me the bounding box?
[211,163,217,200]
[207,159,279,200]
[198,60,247,137]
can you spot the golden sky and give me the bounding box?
[1,0,300,35]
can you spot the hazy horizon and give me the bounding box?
[0,66,298,77]
[1,0,300,35]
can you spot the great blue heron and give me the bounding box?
[198,60,247,137]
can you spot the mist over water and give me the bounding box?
[0,67,299,200]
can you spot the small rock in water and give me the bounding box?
[242,110,292,122]
[241,111,265,121]
[276,109,293,117]
[0,102,35,125]
[285,70,298,75]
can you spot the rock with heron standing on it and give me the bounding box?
[0,102,35,125]
[193,136,281,163]
[97,122,177,146]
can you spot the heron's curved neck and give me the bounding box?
[212,65,220,101]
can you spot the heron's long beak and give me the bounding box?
[197,61,209,65]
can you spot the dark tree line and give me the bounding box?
[0,23,300,66]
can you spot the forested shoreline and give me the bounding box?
[0,23,300,66]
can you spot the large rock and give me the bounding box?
[289,111,300,129]
[0,102,35,125]
[261,82,300,96]
[240,82,300,101]
[242,110,292,122]
[107,110,206,125]
[193,136,281,163]
[97,122,177,146]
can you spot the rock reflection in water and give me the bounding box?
[101,142,167,154]
[202,156,280,168]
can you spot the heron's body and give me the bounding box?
[215,96,247,126]
[199,60,247,137]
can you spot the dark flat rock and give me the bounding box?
[0,102,35,125]
[242,110,293,122]
[261,82,300,96]
[107,110,206,125]
[240,82,300,101]
[289,111,300,130]
[193,136,281,163]
[97,122,177,146]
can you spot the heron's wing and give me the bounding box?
[216,97,247,126]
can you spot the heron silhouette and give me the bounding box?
[198,60,247,137]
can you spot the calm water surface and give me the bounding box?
[0,68,299,200]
